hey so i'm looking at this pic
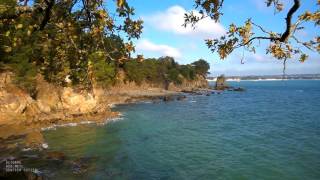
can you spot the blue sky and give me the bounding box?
[126,0,320,76]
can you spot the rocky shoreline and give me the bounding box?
[0,71,209,151]
[0,71,248,179]
[0,89,209,180]
[0,88,218,179]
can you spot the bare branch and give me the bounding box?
[234,36,278,49]
[279,0,301,42]
[252,22,271,35]
[292,36,315,51]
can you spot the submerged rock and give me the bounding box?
[215,75,229,90]
[24,131,45,149]
[163,96,174,102]
[46,151,66,161]
[176,95,187,101]
[0,170,44,180]
[70,157,93,174]
[233,87,245,92]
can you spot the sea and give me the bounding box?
[16,80,320,179]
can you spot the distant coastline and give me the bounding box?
[207,74,320,81]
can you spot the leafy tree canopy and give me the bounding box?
[124,57,209,85]
[0,0,143,91]
[184,0,319,63]
[191,59,210,77]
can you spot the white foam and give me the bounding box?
[41,123,79,131]
[41,113,125,131]
[79,121,94,125]
[22,148,32,152]
[42,143,49,149]
[143,101,152,104]
[41,126,57,131]
[98,116,124,125]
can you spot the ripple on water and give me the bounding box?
[21,80,320,179]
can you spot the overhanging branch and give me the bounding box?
[234,36,278,49]
[279,0,301,42]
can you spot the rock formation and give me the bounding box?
[215,75,229,90]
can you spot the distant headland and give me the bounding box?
[207,74,320,81]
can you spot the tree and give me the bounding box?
[191,59,210,77]
[0,0,143,90]
[123,57,208,85]
[184,0,319,64]
[179,65,196,80]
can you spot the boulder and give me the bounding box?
[177,95,187,101]
[46,151,66,161]
[215,75,229,90]
[163,96,174,102]
[233,87,245,92]
[61,87,97,114]
[70,157,91,174]
[24,131,45,149]
[35,75,60,112]
[0,87,32,115]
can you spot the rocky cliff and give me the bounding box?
[0,72,118,146]
[167,74,208,91]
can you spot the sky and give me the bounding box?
[121,0,320,76]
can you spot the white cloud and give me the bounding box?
[248,53,267,62]
[136,39,181,58]
[143,5,226,38]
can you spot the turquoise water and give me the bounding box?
[41,80,320,179]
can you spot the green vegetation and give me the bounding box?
[0,0,142,92]
[191,59,210,77]
[124,56,209,85]
[0,0,210,93]
[89,51,117,87]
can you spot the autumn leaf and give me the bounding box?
[3,46,12,53]
[299,54,308,62]
[15,24,23,29]
[117,0,125,8]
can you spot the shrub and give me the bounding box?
[89,51,116,87]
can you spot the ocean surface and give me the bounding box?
[27,80,320,179]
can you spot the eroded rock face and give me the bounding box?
[0,72,111,126]
[0,72,118,150]
[35,76,61,113]
[61,87,97,114]
[0,74,33,124]
[0,90,29,114]
[215,75,228,90]
[167,75,209,92]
